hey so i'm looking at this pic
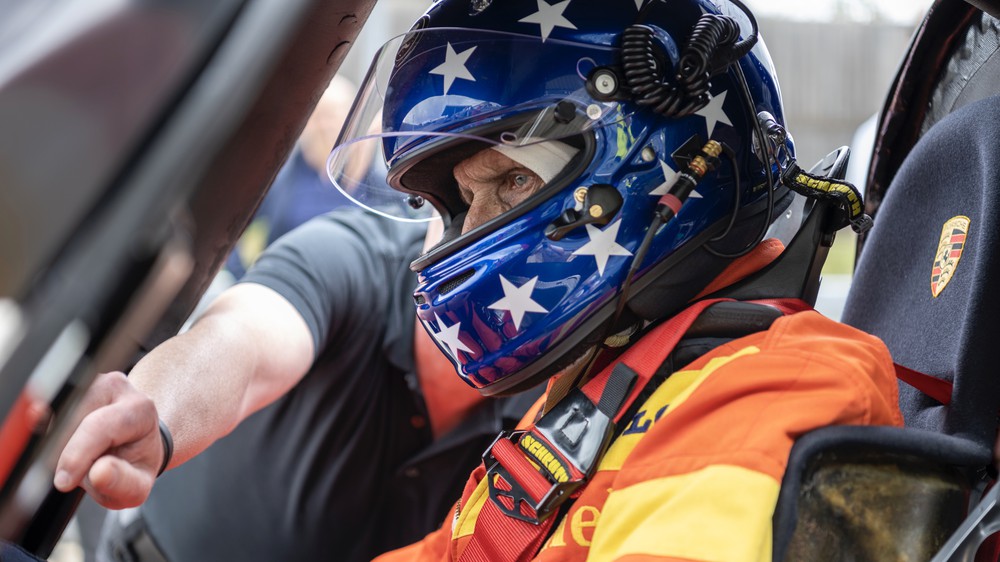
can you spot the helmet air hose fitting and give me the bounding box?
[652,136,722,222]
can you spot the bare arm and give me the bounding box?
[54,282,314,508]
[134,282,314,465]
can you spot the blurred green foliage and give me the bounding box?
[823,230,857,275]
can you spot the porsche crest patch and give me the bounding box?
[931,216,971,298]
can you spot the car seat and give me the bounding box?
[773,98,1000,561]
[772,3,1000,560]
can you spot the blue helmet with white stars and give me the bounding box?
[329,0,795,395]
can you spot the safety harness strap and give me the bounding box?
[461,297,810,562]
[894,363,955,408]
[462,294,959,562]
[461,472,556,562]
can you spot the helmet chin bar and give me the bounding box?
[475,210,744,397]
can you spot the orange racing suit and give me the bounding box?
[376,309,903,562]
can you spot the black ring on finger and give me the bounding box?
[157,418,174,476]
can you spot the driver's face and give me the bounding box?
[453,149,545,234]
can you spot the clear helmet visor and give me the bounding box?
[327,27,632,221]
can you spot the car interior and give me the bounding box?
[0,0,998,560]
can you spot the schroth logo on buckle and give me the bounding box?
[482,388,615,525]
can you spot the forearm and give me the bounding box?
[128,316,258,468]
[130,283,314,469]
[55,281,313,508]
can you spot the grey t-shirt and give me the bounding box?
[140,209,537,562]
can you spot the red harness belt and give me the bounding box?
[894,362,954,407]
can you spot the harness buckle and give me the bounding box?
[482,430,584,524]
[482,388,615,524]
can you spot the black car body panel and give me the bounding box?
[0,0,375,554]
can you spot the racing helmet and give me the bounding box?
[329,0,795,395]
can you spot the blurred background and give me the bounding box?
[50,0,935,560]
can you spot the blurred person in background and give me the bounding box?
[68,72,375,562]
[224,74,367,280]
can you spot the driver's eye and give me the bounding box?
[513,174,530,187]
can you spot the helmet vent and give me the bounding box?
[439,269,475,295]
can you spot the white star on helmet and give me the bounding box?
[519,0,578,42]
[572,220,633,276]
[430,313,474,358]
[695,90,733,137]
[489,275,548,331]
[429,42,477,95]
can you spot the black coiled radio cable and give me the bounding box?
[621,0,758,118]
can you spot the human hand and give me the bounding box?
[53,371,166,509]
